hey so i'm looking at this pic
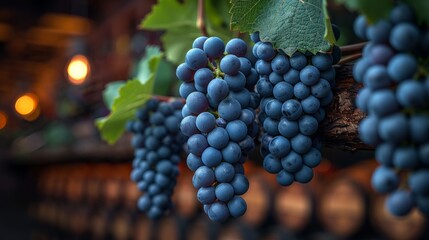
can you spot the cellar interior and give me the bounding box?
[0,1,428,240]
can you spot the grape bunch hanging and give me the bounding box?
[128,99,186,219]
[353,3,429,217]
[252,26,341,186]
[176,36,260,222]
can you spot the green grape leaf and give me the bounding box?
[136,46,162,84]
[335,0,393,23]
[403,0,429,25]
[153,59,175,95]
[140,0,234,65]
[323,0,336,44]
[140,0,197,29]
[161,27,201,65]
[230,0,336,56]
[95,49,162,144]
[102,81,126,111]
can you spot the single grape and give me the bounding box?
[201,147,223,167]
[358,116,380,146]
[366,20,391,43]
[311,53,333,71]
[393,146,418,169]
[196,112,216,133]
[208,202,230,222]
[194,68,214,93]
[239,57,252,75]
[225,38,247,57]
[302,148,322,168]
[250,32,260,43]
[265,99,283,120]
[276,170,294,186]
[290,52,307,70]
[386,190,415,217]
[278,117,299,138]
[396,81,427,108]
[375,143,395,166]
[225,120,248,142]
[215,183,235,202]
[256,42,276,61]
[390,23,420,52]
[300,65,320,86]
[353,58,371,83]
[207,127,229,150]
[371,166,400,193]
[311,79,331,99]
[220,55,241,75]
[298,115,319,136]
[256,59,273,75]
[363,65,390,90]
[193,166,215,188]
[283,69,300,85]
[367,44,394,65]
[222,142,242,163]
[269,72,284,85]
[203,37,225,58]
[185,48,208,70]
[176,63,194,82]
[273,81,294,102]
[301,95,320,114]
[354,15,367,39]
[294,82,311,100]
[256,77,274,98]
[269,136,291,158]
[282,99,303,120]
[390,3,414,24]
[271,55,290,74]
[281,151,303,173]
[193,36,208,49]
[294,165,314,183]
[263,154,283,174]
[218,97,242,121]
[332,45,341,65]
[409,170,429,195]
[290,134,312,154]
[215,162,235,183]
[367,89,399,117]
[378,113,408,143]
[207,78,229,103]
[180,116,199,137]
[186,92,209,114]
[187,134,208,156]
[224,72,246,91]
[228,196,247,218]
[387,54,418,82]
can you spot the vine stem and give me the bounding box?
[340,42,367,55]
[153,95,184,103]
[338,52,362,65]
[197,0,208,36]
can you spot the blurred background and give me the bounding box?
[0,0,428,239]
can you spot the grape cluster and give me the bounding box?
[128,99,186,219]
[176,36,260,221]
[353,3,429,217]
[252,27,340,186]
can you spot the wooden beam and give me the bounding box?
[321,64,370,151]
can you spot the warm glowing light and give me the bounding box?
[67,55,89,85]
[15,93,38,116]
[0,111,7,129]
[22,107,41,122]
